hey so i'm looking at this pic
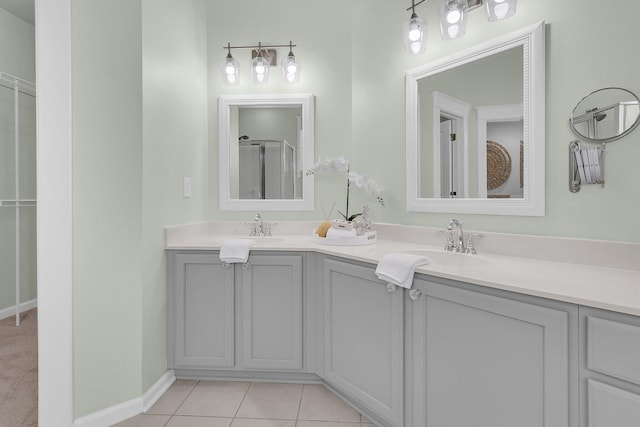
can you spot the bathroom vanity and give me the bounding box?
[166,221,640,427]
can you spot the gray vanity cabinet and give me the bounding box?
[409,277,577,427]
[239,254,303,371]
[171,252,235,369]
[580,307,640,427]
[322,258,404,427]
[168,251,304,373]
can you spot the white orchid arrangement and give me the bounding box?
[306,157,385,222]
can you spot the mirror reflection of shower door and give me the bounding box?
[239,140,295,199]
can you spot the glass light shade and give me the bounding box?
[486,0,516,21]
[251,55,270,84]
[439,0,468,40]
[403,13,426,54]
[282,53,300,83]
[221,54,239,85]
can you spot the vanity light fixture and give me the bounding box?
[485,0,517,22]
[403,0,517,50]
[439,0,468,40]
[281,41,300,83]
[251,43,270,84]
[221,43,240,85]
[221,41,300,85]
[403,0,427,54]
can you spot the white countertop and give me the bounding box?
[166,221,640,316]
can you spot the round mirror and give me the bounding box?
[570,87,640,142]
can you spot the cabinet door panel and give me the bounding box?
[412,279,570,427]
[588,379,640,427]
[323,259,403,426]
[587,316,640,385]
[241,255,303,370]
[174,253,235,368]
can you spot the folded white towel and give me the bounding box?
[219,239,255,263]
[375,253,431,289]
[326,227,357,238]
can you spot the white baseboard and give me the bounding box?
[0,299,37,321]
[143,370,176,412]
[73,370,176,427]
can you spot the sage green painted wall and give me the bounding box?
[349,0,640,242]
[72,0,143,417]
[207,0,353,220]
[141,0,208,391]
[0,9,36,312]
[67,0,640,419]
[207,0,640,242]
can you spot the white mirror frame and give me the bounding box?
[406,21,545,216]
[219,93,315,211]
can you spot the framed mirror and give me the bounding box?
[406,21,545,216]
[219,94,315,210]
[570,87,640,142]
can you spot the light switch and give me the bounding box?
[183,177,191,197]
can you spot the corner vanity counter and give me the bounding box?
[165,221,640,427]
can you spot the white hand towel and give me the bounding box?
[375,253,431,289]
[326,227,357,238]
[219,239,255,263]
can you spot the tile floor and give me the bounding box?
[114,380,375,427]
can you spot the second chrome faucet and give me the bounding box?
[444,219,477,254]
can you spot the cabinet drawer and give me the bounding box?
[588,316,640,385]
[588,379,640,427]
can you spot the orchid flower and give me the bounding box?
[307,157,385,221]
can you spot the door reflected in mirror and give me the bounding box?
[418,46,523,199]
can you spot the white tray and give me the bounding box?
[312,231,377,246]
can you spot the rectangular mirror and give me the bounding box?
[406,21,545,216]
[219,94,314,210]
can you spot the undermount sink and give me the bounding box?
[402,249,491,271]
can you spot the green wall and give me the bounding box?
[207,0,354,220]
[141,0,208,394]
[72,0,144,417]
[69,0,640,420]
[349,0,640,241]
[207,0,640,242]
[72,0,209,417]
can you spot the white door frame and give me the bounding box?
[35,0,75,425]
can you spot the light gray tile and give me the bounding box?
[112,414,171,427]
[231,419,296,427]
[147,380,198,415]
[236,383,303,420]
[298,385,361,422]
[176,381,250,417]
[295,421,361,427]
[166,416,233,427]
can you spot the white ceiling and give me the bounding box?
[0,0,35,25]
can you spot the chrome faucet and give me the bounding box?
[250,213,263,236]
[445,219,465,253]
[248,212,272,237]
[444,219,477,254]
